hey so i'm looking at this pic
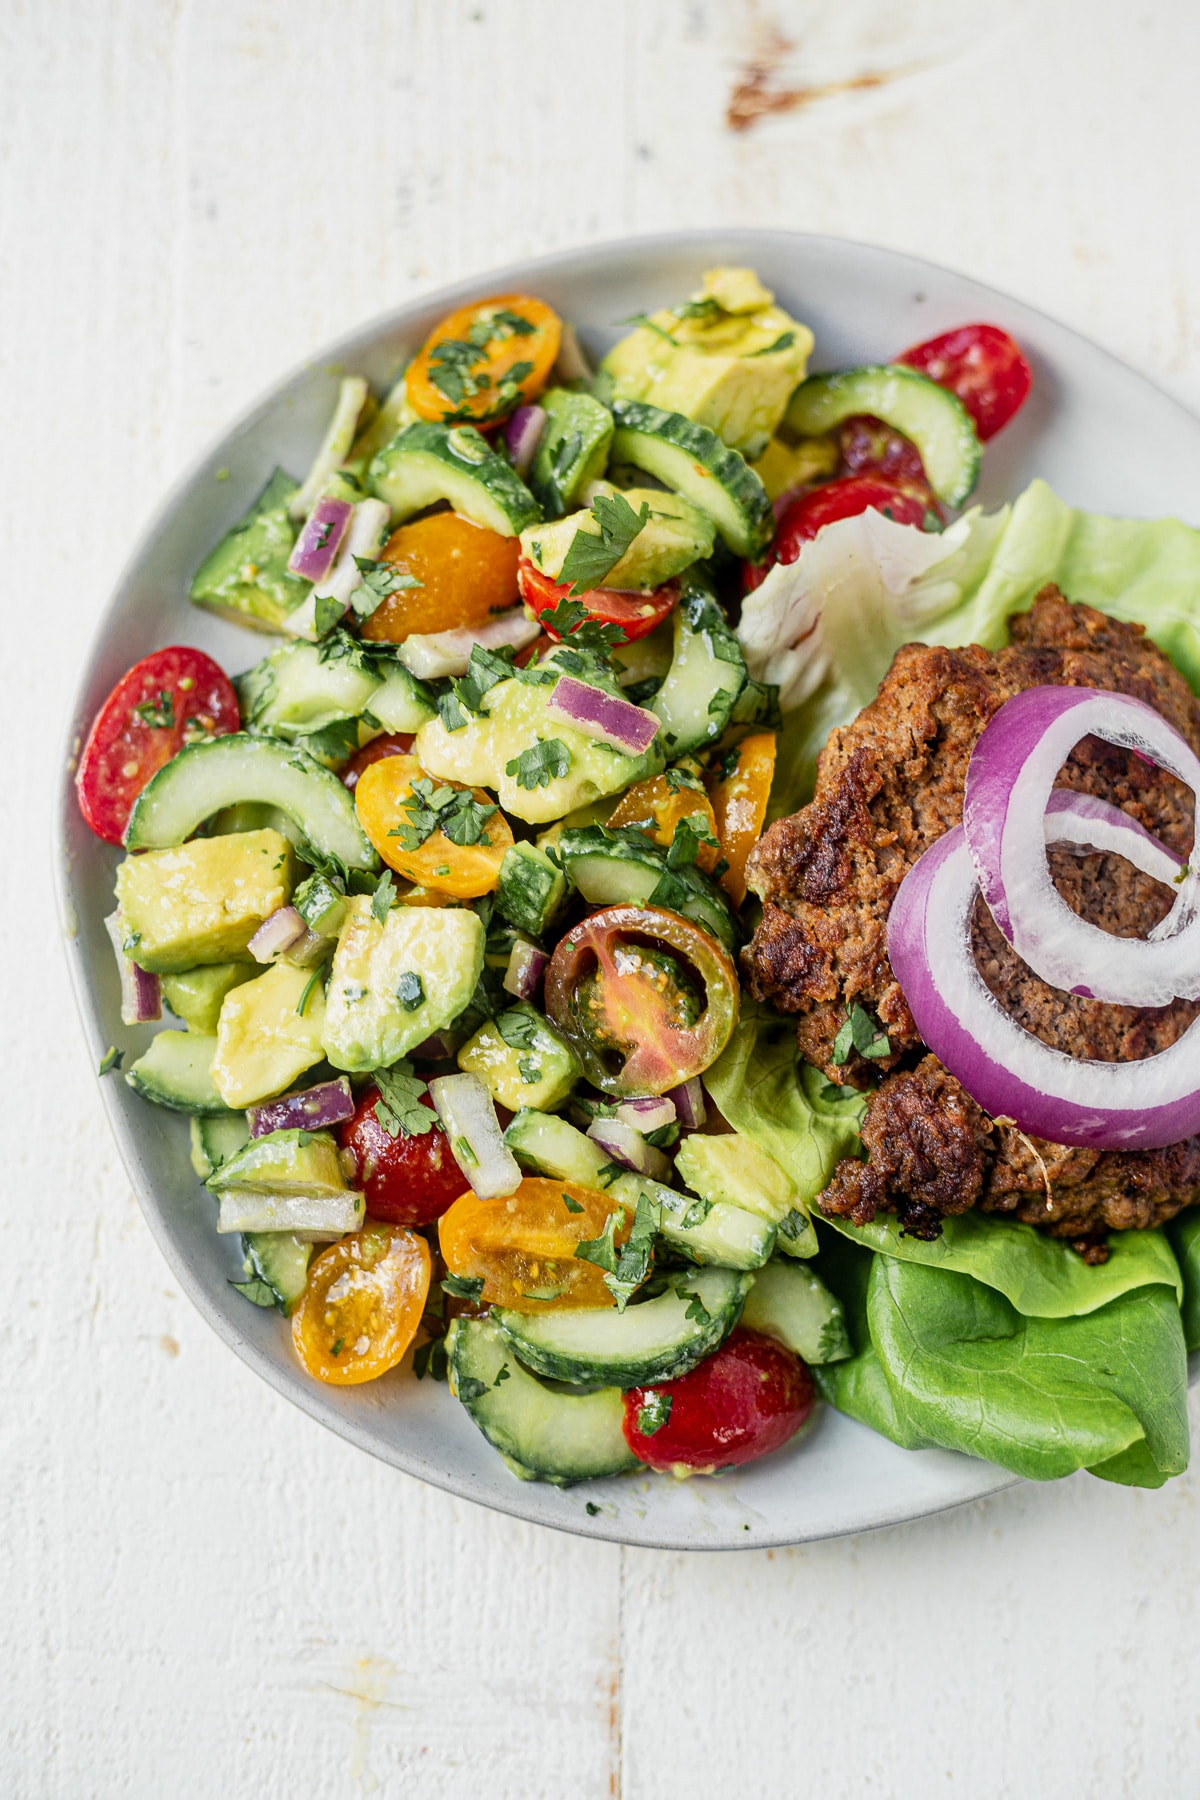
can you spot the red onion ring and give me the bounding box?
[888,821,1200,1151]
[963,687,1200,1006]
[1042,789,1182,886]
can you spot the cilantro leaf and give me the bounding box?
[681,1288,711,1326]
[371,870,396,924]
[132,690,175,730]
[395,971,425,1012]
[348,556,421,621]
[413,1337,449,1381]
[538,594,627,655]
[749,331,796,356]
[576,1192,658,1311]
[635,1391,672,1436]
[559,492,651,596]
[666,811,722,871]
[455,1375,489,1403]
[517,1054,542,1084]
[562,1192,584,1214]
[496,1010,540,1050]
[505,738,571,791]
[622,311,679,346]
[230,1276,276,1308]
[831,1002,892,1066]
[373,1060,436,1138]
[388,777,496,851]
[98,1046,123,1076]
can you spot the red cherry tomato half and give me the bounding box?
[517,557,679,644]
[897,323,1032,441]
[75,646,240,845]
[743,477,932,593]
[340,732,415,792]
[338,1087,466,1227]
[838,413,931,493]
[623,1329,816,1473]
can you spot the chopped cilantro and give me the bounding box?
[371,870,396,924]
[505,738,571,791]
[831,1003,892,1066]
[441,1273,485,1300]
[575,1192,658,1311]
[455,1375,489,1403]
[296,965,326,1016]
[622,311,679,347]
[517,1056,542,1084]
[388,777,496,852]
[562,1192,584,1214]
[585,1501,601,1516]
[559,491,650,596]
[681,1289,711,1326]
[596,1161,625,1188]
[666,811,721,871]
[538,593,628,654]
[348,555,421,620]
[778,1208,808,1242]
[749,331,796,356]
[330,1337,345,1358]
[635,1391,672,1436]
[311,592,344,638]
[413,1337,449,1381]
[230,1276,275,1308]
[373,1060,435,1138]
[674,297,721,322]
[396,971,425,1012]
[496,1010,540,1051]
[664,766,703,794]
[493,1364,511,1386]
[454,1134,478,1166]
[132,690,175,730]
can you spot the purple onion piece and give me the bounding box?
[104,912,162,1025]
[503,940,549,1000]
[505,404,547,478]
[614,1094,675,1133]
[248,906,306,963]
[287,495,354,582]
[545,676,660,756]
[282,926,334,968]
[248,1077,356,1138]
[668,1077,707,1129]
[411,1030,460,1062]
[586,1117,671,1182]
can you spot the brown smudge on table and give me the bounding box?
[725,21,932,133]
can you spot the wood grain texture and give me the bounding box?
[6,0,1200,1793]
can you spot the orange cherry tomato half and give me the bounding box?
[518,557,679,644]
[360,512,521,642]
[607,771,721,875]
[291,1223,431,1385]
[439,1177,630,1312]
[706,731,777,907]
[355,754,513,898]
[544,904,739,1097]
[406,294,561,425]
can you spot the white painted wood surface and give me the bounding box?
[8,1,1200,1792]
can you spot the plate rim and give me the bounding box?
[58,226,1200,1549]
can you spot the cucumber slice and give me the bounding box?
[189,1112,251,1178]
[741,1260,851,1364]
[368,422,540,536]
[365,663,437,734]
[236,640,382,737]
[125,734,378,875]
[447,1315,638,1485]
[494,1266,750,1387]
[784,365,982,508]
[609,401,773,559]
[214,1187,365,1242]
[529,387,614,517]
[240,1232,312,1314]
[556,824,736,950]
[126,1031,232,1115]
[650,584,747,757]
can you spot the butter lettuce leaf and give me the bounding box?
[1167,1212,1200,1351]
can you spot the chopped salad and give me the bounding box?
[78,265,1200,1492]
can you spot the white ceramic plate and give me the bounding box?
[57,231,1200,1550]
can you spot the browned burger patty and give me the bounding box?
[743,589,1200,1253]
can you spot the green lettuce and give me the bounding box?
[815,1233,1190,1487]
[1167,1212,1200,1351]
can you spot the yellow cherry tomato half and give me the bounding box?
[439,1177,631,1312]
[292,1223,431,1385]
[706,731,777,907]
[607,769,721,875]
[360,512,521,642]
[355,754,513,898]
[406,294,561,425]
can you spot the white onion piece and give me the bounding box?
[888,824,1200,1150]
[613,1095,676,1133]
[586,1117,671,1182]
[248,1077,355,1138]
[964,686,1200,1005]
[429,1073,521,1199]
[248,906,306,963]
[545,676,660,755]
[668,1077,707,1128]
[503,939,548,1000]
[103,912,161,1025]
[288,376,369,521]
[398,608,541,680]
[283,497,392,640]
[552,322,593,385]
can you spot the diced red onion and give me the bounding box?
[103,912,161,1025]
[429,1073,521,1199]
[668,1077,707,1129]
[411,1030,460,1062]
[963,686,1200,1006]
[248,1077,355,1138]
[287,495,354,582]
[888,822,1200,1151]
[614,1094,676,1133]
[503,940,548,1000]
[282,926,334,968]
[505,405,547,478]
[586,1117,671,1182]
[248,906,306,963]
[546,676,660,755]
[282,497,392,641]
[399,607,541,680]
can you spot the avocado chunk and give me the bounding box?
[190,468,310,633]
[674,1130,797,1226]
[528,386,615,517]
[458,1002,581,1112]
[208,1128,350,1199]
[415,653,664,824]
[321,897,484,1072]
[597,266,814,461]
[519,485,715,590]
[161,962,256,1034]
[115,829,296,973]
[211,959,327,1107]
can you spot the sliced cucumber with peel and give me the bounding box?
[238,1233,312,1314]
[447,1315,638,1485]
[556,824,736,950]
[494,1266,750,1388]
[741,1259,851,1364]
[189,1112,251,1178]
[649,583,747,757]
[126,1031,232,1115]
[609,401,773,559]
[125,734,379,874]
[368,422,541,535]
[784,364,982,508]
